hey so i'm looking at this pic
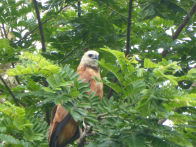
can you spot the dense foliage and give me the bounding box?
[0,0,196,146]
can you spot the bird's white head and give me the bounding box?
[80,50,99,67]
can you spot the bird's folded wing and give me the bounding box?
[49,104,80,147]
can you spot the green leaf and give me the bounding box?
[144,58,158,68]
[0,134,20,145]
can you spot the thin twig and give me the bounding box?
[33,0,46,52]
[59,48,76,63]
[77,123,93,147]
[97,113,108,119]
[172,2,196,40]
[16,5,69,44]
[16,19,49,44]
[11,63,21,85]
[158,119,167,125]
[107,6,127,20]
[77,128,87,147]
[98,1,127,19]
[0,25,5,38]
[2,23,8,38]
[14,75,21,85]
[99,116,118,119]
[0,76,19,106]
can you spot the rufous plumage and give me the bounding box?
[48,50,103,147]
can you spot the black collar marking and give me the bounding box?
[86,65,99,72]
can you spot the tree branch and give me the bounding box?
[77,124,93,147]
[33,0,55,125]
[2,23,8,39]
[59,48,77,63]
[78,0,81,17]
[16,19,49,44]
[0,76,19,106]
[0,26,21,86]
[163,3,196,58]
[172,2,196,40]
[126,0,133,56]
[99,116,118,119]
[106,77,117,99]
[107,1,133,99]
[11,63,21,85]
[98,1,127,20]
[97,113,108,119]
[77,128,87,147]
[16,5,69,45]
[33,0,46,52]
[41,77,49,125]
[0,26,5,38]
[45,109,50,126]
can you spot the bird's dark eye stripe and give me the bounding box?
[88,54,93,57]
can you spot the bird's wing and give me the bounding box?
[48,63,103,147]
[48,104,80,147]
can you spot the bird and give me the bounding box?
[48,50,103,147]
[77,50,103,98]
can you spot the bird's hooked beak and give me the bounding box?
[88,54,99,60]
[92,54,99,60]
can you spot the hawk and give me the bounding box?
[48,50,103,147]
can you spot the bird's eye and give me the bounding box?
[88,54,93,57]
